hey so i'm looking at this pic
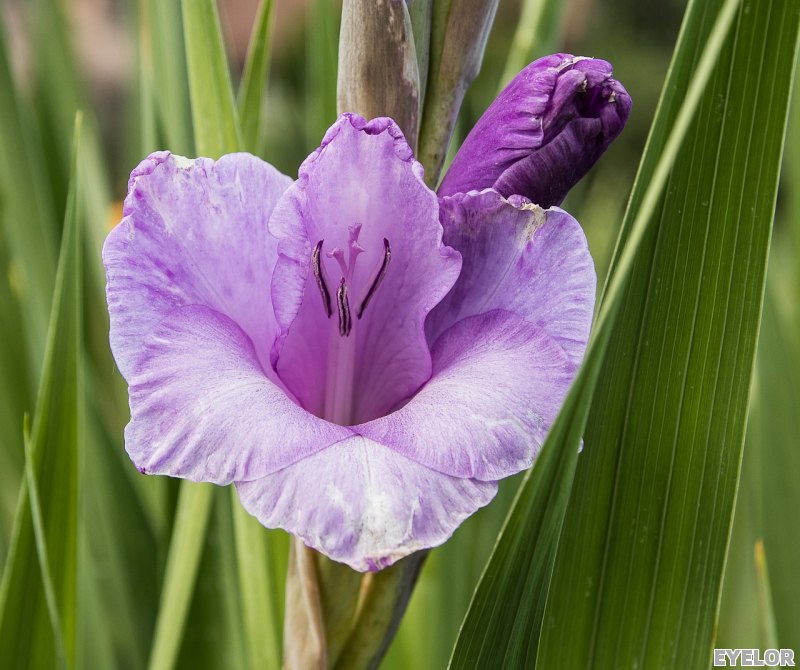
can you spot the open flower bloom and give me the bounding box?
[104,55,628,571]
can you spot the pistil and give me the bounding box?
[324,324,357,425]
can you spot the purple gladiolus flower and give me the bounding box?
[104,56,628,571]
[439,54,631,208]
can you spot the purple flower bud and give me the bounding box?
[438,54,631,207]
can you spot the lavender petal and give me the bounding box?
[236,436,497,571]
[357,309,575,481]
[125,305,352,484]
[428,189,596,366]
[104,151,292,378]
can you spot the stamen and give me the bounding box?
[336,278,352,337]
[357,238,391,319]
[312,240,332,318]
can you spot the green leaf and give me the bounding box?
[498,0,568,89]
[0,113,83,669]
[139,0,194,156]
[449,0,738,659]
[450,0,799,666]
[18,6,166,669]
[31,0,111,252]
[78,396,162,670]
[181,0,241,157]
[448,346,604,669]
[147,483,214,670]
[715,456,762,649]
[733,244,800,651]
[231,492,282,670]
[538,1,800,668]
[0,227,30,557]
[0,16,58,370]
[753,65,800,653]
[305,0,340,148]
[238,0,275,154]
[176,490,247,669]
[754,539,778,649]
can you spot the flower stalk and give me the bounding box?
[282,540,329,669]
[333,554,426,670]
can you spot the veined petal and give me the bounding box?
[104,151,292,379]
[438,54,630,207]
[428,189,595,366]
[126,305,352,484]
[236,436,497,571]
[358,310,575,481]
[271,114,461,424]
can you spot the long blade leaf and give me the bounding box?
[140,0,194,155]
[238,0,275,154]
[450,0,799,666]
[538,1,800,668]
[146,484,215,670]
[0,16,58,371]
[0,113,83,669]
[450,0,740,661]
[181,0,242,157]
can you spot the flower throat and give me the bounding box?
[309,224,392,425]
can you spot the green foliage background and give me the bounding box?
[0,0,797,668]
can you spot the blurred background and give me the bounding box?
[0,0,796,667]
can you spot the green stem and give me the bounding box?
[334,554,426,670]
[417,0,499,187]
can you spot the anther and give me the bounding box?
[312,240,332,318]
[357,238,391,319]
[336,278,352,337]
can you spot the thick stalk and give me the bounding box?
[337,0,421,149]
[283,540,327,670]
[282,540,368,669]
[334,554,427,670]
